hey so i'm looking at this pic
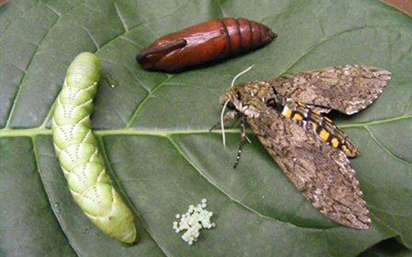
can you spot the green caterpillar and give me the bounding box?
[52,52,137,244]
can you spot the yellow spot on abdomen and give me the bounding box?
[282,107,293,118]
[319,129,330,141]
[331,138,340,148]
[341,145,350,154]
[293,113,303,121]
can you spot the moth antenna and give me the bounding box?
[220,100,230,148]
[220,65,254,147]
[231,65,255,87]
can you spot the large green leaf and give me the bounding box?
[0,0,411,256]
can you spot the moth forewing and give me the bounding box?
[269,65,391,115]
[247,108,370,229]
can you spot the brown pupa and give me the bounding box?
[136,18,276,72]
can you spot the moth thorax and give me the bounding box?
[281,105,297,120]
[266,95,286,113]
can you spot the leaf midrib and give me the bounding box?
[0,114,410,138]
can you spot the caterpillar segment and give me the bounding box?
[52,52,137,244]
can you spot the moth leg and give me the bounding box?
[209,121,221,132]
[233,116,247,169]
[209,110,238,132]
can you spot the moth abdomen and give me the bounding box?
[280,100,359,157]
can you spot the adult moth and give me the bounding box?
[52,52,137,243]
[136,18,276,72]
[218,65,391,229]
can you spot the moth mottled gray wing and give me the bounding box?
[269,65,391,115]
[247,107,370,229]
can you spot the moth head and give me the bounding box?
[220,81,271,111]
[219,86,241,110]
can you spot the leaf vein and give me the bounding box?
[114,3,128,32]
[4,3,75,128]
[279,25,367,76]
[31,137,81,256]
[365,127,412,168]
[83,26,99,50]
[98,136,168,257]
[125,75,174,128]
